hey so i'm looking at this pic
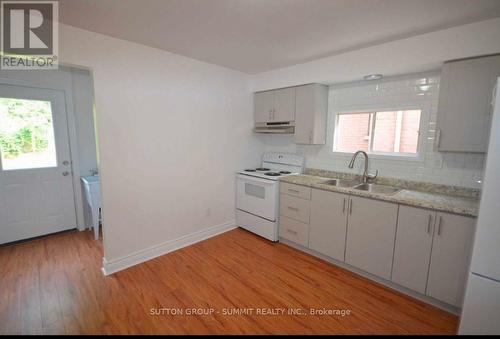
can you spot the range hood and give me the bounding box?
[253,121,295,134]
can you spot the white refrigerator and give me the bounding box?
[459,79,500,335]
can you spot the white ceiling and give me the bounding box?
[59,0,500,74]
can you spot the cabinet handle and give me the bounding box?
[342,198,346,214]
[436,129,442,149]
[349,198,353,215]
[437,216,443,236]
[288,189,300,194]
[287,206,299,212]
[427,214,432,234]
[286,229,298,235]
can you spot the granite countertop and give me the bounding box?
[280,174,480,217]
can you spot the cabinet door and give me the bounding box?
[345,196,398,280]
[273,87,295,122]
[426,212,476,307]
[294,84,328,145]
[294,84,315,144]
[254,91,274,123]
[437,55,500,152]
[309,189,348,261]
[392,206,435,294]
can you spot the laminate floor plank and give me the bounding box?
[0,228,458,335]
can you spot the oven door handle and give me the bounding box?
[236,174,276,186]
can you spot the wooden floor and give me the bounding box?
[0,228,458,335]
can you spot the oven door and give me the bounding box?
[236,174,277,221]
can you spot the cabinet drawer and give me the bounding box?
[279,216,309,247]
[280,183,311,200]
[280,194,310,224]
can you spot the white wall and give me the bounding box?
[250,18,500,90]
[58,24,263,263]
[258,72,485,188]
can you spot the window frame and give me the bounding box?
[332,104,430,162]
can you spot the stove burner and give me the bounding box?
[244,169,256,172]
[256,167,270,171]
[264,172,281,176]
[279,171,292,174]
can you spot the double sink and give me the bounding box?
[320,179,401,195]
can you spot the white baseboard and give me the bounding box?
[101,219,236,276]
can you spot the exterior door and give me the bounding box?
[0,84,76,244]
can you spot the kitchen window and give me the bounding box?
[334,109,422,157]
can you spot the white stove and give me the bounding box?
[236,152,304,241]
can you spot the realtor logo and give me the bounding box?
[1,0,58,69]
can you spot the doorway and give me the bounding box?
[0,84,77,244]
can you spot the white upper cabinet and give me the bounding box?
[436,55,500,153]
[273,87,296,122]
[426,212,476,307]
[309,188,348,261]
[253,84,328,143]
[294,84,328,145]
[345,196,398,280]
[392,206,435,294]
[254,87,295,123]
[254,90,275,123]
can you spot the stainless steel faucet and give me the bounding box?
[348,151,378,183]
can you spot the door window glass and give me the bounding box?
[0,98,57,170]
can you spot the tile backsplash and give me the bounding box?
[258,72,485,189]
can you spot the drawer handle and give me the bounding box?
[286,229,298,235]
[288,189,300,194]
[287,206,299,212]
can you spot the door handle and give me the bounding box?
[62,160,70,166]
[62,171,70,176]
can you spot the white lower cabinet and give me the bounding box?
[278,182,477,309]
[392,206,476,307]
[392,206,435,294]
[344,196,398,280]
[309,189,348,262]
[426,212,476,307]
